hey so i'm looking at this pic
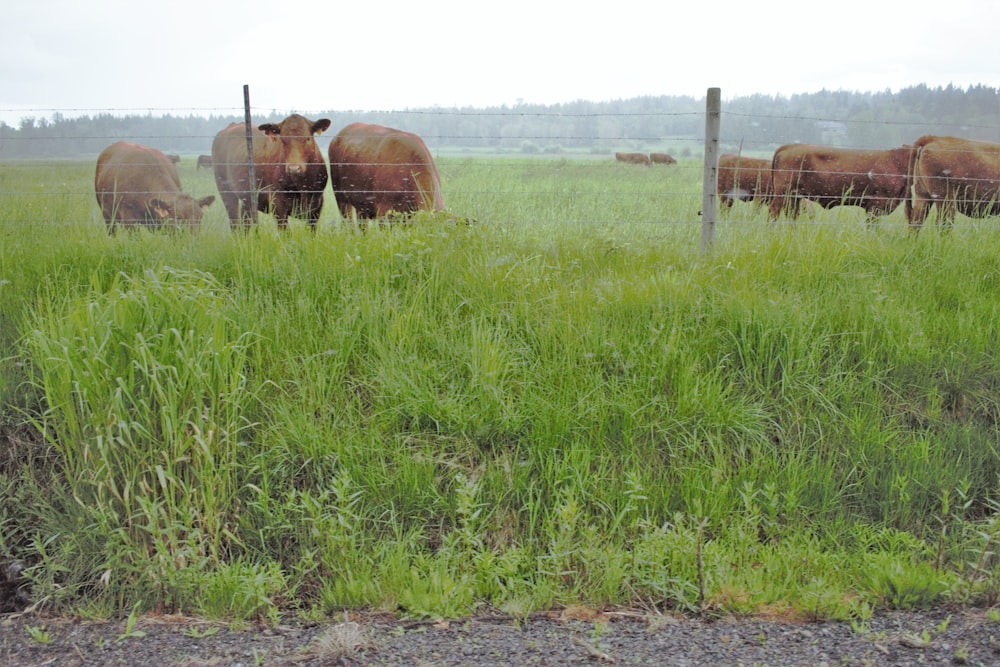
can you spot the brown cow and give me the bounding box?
[196,155,213,170]
[907,135,1000,230]
[649,152,677,165]
[769,143,913,221]
[211,114,331,230]
[95,141,214,232]
[718,153,772,208]
[328,122,444,223]
[615,152,651,165]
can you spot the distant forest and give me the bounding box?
[1,84,998,159]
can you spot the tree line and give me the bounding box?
[1,84,998,159]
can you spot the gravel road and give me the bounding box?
[3,606,1000,666]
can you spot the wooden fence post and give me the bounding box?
[242,84,257,226]
[701,87,721,253]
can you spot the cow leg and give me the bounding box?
[237,194,257,232]
[305,192,323,231]
[768,189,796,220]
[219,192,242,231]
[940,196,957,231]
[272,198,291,230]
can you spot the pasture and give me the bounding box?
[2,155,1000,624]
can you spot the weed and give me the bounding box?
[308,621,370,662]
[117,606,146,641]
[24,625,52,644]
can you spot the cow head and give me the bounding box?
[148,195,215,223]
[259,115,332,175]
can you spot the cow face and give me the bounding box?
[259,115,331,176]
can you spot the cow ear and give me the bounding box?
[149,198,171,219]
[198,195,216,210]
[259,123,280,136]
[313,119,332,135]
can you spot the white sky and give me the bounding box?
[1,0,997,124]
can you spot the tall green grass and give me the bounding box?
[3,157,1000,621]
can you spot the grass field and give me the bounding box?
[2,155,1000,624]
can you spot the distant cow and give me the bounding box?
[328,122,445,222]
[615,152,651,166]
[907,135,1000,230]
[718,154,772,208]
[196,155,213,170]
[95,141,214,232]
[211,114,331,230]
[769,143,913,221]
[649,152,677,165]
[166,154,181,164]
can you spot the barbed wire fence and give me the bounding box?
[3,85,1000,237]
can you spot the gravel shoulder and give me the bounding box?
[3,606,1000,666]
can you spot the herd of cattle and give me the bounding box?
[615,151,677,165]
[718,136,1000,229]
[94,116,1000,232]
[94,115,444,231]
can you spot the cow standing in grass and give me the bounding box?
[95,141,214,232]
[769,143,913,222]
[211,114,331,230]
[907,135,1000,230]
[718,153,772,208]
[328,122,445,224]
[615,152,651,165]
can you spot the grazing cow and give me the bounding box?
[718,153,772,208]
[615,152,651,165]
[907,135,1000,230]
[95,141,214,232]
[649,152,677,165]
[769,143,913,221]
[211,114,331,230]
[166,154,181,164]
[328,122,444,223]
[196,155,213,170]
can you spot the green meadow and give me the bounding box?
[2,155,1000,624]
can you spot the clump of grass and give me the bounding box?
[308,620,370,662]
[23,266,255,610]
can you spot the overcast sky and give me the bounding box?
[2,0,997,124]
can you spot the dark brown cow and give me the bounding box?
[718,153,772,208]
[196,155,213,170]
[649,152,677,165]
[769,143,913,221]
[615,152,651,166]
[907,135,1000,230]
[211,114,331,230]
[328,122,445,222]
[95,141,214,232]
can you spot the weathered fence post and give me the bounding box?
[701,87,721,253]
[242,84,257,227]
